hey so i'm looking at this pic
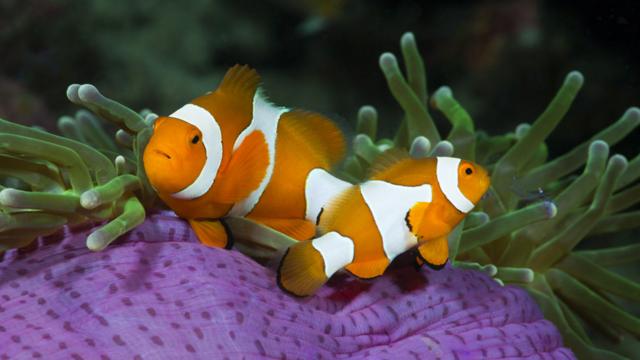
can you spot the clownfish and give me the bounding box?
[278,153,491,297]
[143,65,345,248]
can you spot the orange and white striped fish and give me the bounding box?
[143,65,345,248]
[278,154,491,296]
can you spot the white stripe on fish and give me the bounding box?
[169,104,223,200]
[229,91,288,216]
[436,157,474,213]
[360,180,432,260]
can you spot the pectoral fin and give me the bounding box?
[213,131,269,204]
[416,236,448,270]
[408,201,452,241]
[345,258,389,279]
[406,201,430,232]
[189,219,233,249]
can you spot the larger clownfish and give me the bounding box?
[143,65,345,248]
[278,153,491,297]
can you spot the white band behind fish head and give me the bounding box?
[169,104,222,200]
[436,157,475,213]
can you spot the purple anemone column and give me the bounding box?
[0,212,574,359]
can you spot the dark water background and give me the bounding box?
[1,0,638,158]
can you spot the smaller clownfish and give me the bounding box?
[143,65,345,248]
[278,153,491,297]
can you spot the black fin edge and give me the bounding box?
[343,267,384,281]
[219,218,234,250]
[316,207,324,225]
[275,247,309,298]
[416,249,448,271]
[405,210,413,232]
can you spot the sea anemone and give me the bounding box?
[341,33,640,358]
[0,84,155,252]
[0,212,572,358]
[0,31,637,358]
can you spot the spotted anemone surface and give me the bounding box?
[0,213,573,359]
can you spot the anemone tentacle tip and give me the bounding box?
[379,52,398,71]
[353,133,371,145]
[144,113,158,124]
[431,140,454,157]
[86,232,108,252]
[515,123,531,139]
[77,84,102,103]
[0,188,18,206]
[57,116,74,127]
[358,105,377,118]
[409,136,431,158]
[624,107,640,123]
[522,269,535,283]
[476,212,490,224]
[66,84,81,103]
[433,86,452,107]
[565,70,584,87]
[609,154,629,168]
[486,264,498,277]
[80,191,99,209]
[589,139,609,153]
[400,32,415,46]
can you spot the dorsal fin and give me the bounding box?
[366,147,411,179]
[278,110,346,167]
[216,64,261,101]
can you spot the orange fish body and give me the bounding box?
[143,65,345,248]
[278,155,491,297]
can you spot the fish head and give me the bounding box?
[143,116,207,194]
[457,160,491,206]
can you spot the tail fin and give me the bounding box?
[277,240,328,297]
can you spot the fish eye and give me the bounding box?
[191,135,200,144]
[465,167,473,175]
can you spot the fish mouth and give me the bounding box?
[153,149,172,160]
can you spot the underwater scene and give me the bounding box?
[0,1,638,359]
